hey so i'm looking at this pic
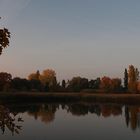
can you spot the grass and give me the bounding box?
[0,92,140,104]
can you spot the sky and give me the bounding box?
[0,0,140,81]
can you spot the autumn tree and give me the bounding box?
[110,78,122,92]
[28,70,43,91]
[100,77,122,92]
[128,65,139,93]
[100,76,111,92]
[28,70,40,80]
[39,69,57,91]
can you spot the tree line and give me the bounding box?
[0,22,140,93]
[0,65,139,93]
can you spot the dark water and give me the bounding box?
[0,102,140,140]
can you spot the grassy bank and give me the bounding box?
[0,92,140,104]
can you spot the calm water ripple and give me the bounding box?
[0,102,140,140]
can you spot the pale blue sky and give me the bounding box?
[0,0,140,80]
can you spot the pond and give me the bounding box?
[0,102,140,140]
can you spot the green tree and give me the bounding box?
[128,65,139,93]
[11,77,30,91]
[0,72,12,91]
[88,78,100,89]
[62,80,66,88]
[67,77,88,92]
[29,79,42,91]
[124,68,128,91]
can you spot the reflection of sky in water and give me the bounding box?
[0,105,140,140]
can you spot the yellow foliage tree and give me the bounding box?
[39,69,57,91]
[28,70,40,80]
[128,65,139,93]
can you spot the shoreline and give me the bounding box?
[0,92,140,104]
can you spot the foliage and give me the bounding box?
[29,79,42,91]
[39,69,56,85]
[39,69,57,91]
[100,76,111,92]
[0,72,12,91]
[0,65,139,93]
[11,77,30,91]
[0,105,23,135]
[124,68,128,91]
[0,28,10,54]
[100,76,122,92]
[88,78,100,89]
[110,78,122,91]
[67,77,89,92]
[28,70,40,80]
[128,65,139,93]
[62,80,66,88]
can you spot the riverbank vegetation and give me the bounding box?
[0,65,139,94]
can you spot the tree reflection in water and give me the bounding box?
[124,106,140,131]
[28,104,59,124]
[1,102,140,135]
[61,103,140,131]
[0,105,23,135]
[61,103,122,117]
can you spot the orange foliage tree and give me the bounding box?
[110,78,122,91]
[28,70,40,80]
[100,76,111,92]
[100,76,121,92]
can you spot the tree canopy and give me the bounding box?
[0,17,10,54]
[0,28,10,54]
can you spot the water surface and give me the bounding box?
[0,102,140,140]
